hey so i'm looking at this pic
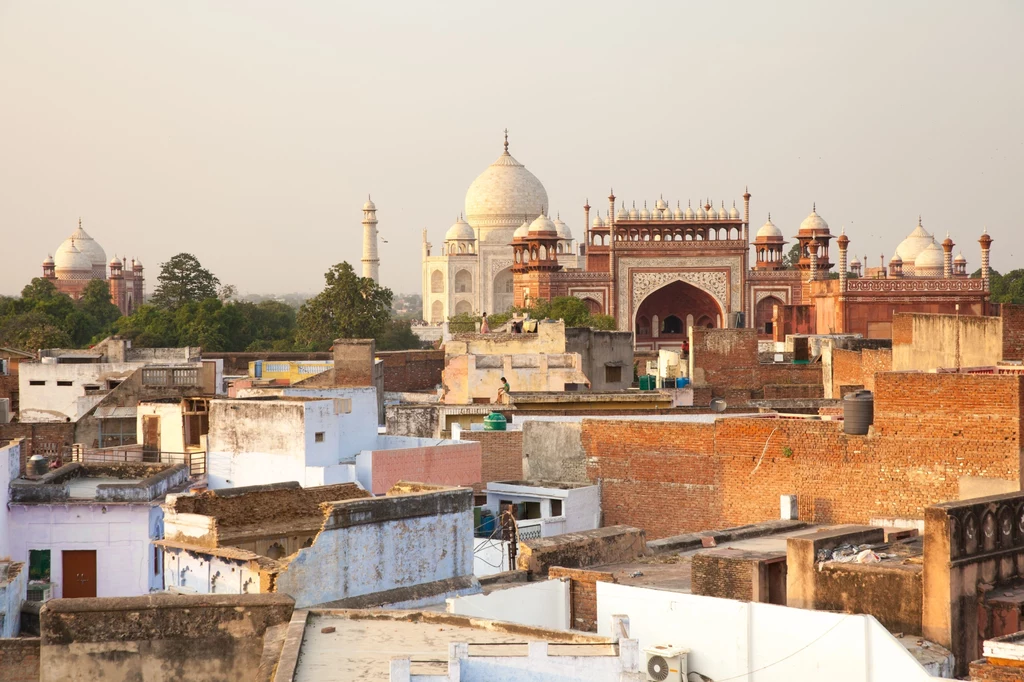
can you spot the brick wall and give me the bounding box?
[970,660,1024,682]
[580,372,1024,539]
[368,442,481,495]
[691,552,756,601]
[690,329,822,402]
[549,567,616,632]
[0,422,76,474]
[0,638,40,682]
[1002,304,1024,362]
[378,350,444,392]
[861,348,892,392]
[459,430,523,490]
[763,384,823,399]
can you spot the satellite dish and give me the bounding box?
[710,398,727,413]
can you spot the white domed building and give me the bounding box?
[421,133,579,323]
[42,219,145,315]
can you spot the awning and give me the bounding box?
[93,406,138,419]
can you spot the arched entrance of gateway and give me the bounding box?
[754,295,784,336]
[634,280,723,349]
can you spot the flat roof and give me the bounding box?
[294,611,610,682]
[68,476,143,499]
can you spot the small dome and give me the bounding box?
[799,206,829,233]
[850,255,861,266]
[528,212,557,234]
[655,196,667,211]
[914,243,944,270]
[513,219,530,240]
[890,253,903,264]
[133,258,143,268]
[954,252,967,264]
[755,216,783,239]
[729,201,740,220]
[673,202,684,220]
[553,215,572,240]
[639,202,651,220]
[592,212,604,228]
[717,202,729,220]
[43,254,54,266]
[695,203,707,220]
[109,255,121,267]
[54,239,93,272]
[894,217,937,262]
[445,216,475,241]
[617,202,628,220]
[363,197,376,211]
[684,201,695,220]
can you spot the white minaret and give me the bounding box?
[361,195,380,283]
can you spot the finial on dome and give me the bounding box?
[812,202,816,213]
[768,212,771,221]
[503,128,509,153]
[78,217,82,229]
[841,225,845,235]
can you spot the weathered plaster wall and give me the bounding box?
[442,353,586,405]
[274,487,474,608]
[0,637,40,682]
[444,321,568,357]
[522,421,587,483]
[0,440,20,558]
[135,401,186,454]
[445,578,570,630]
[564,327,634,391]
[19,361,144,422]
[0,561,27,637]
[8,504,162,598]
[38,593,294,682]
[892,312,1002,371]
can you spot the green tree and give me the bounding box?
[70,279,123,345]
[294,262,393,351]
[150,253,221,310]
[376,318,423,350]
[113,305,177,347]
[781,243,802,269]
[0,311,73,350]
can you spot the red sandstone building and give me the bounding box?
[511,192,991,348]
[41,220,144,316]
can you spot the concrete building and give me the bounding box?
[7,460,190,600]
[157,481,478,608]
[41,219,145,316]
[483,480,600,540]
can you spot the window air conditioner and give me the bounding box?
[644,644,688,682]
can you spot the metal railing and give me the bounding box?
[70,444,206,478]
[141,367,201,387]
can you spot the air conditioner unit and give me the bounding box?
[644,644,688,682]
[26,581,55,603]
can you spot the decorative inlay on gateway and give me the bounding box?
[489,258,514,277]
[846,279,985,292]
[630,271,728,311]
[572,291,605,306]
[755,290,790,306]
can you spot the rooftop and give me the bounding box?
[292,610,609,682]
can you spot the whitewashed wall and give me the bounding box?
[162,549,262,595]
[565,485,601,533]
[473,537,510,577]
[8,504,161,598]
[136,402,186,453]
[274,506,473,608]
[0,441,19,558]
[446,579,570,630]
[0,560,27,637]
[19,361,143,422]
[596,583,936,682]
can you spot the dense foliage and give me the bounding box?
[448,296,616,332]
[972,269,1024,304]
[0,278,121,349]
[150,253,221,310]
[294,262,395,350]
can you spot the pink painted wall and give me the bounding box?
[369,442,482,495]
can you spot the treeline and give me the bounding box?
[0,253,423,352]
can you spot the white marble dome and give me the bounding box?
[617,203,628,220]
[756,216,783,239]
[729,202,740,220]
[513,219,530,240]
[592,212,604,228]
[684,202,695,220]
[673,202,685,220]
[464,141,549,231]
[717,202,729,220]
[914,243,944,272]
[799,207,829,233]
[54,239,93,277]
[363,197,376,211]
[894,218,937,263]
[553,216,572,240]
[42,254,54,266]
[954,252,967,264]
[54,222,107,278]
[528,212,557,234]
[445,216,475,241]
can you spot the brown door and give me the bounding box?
[766,560,787,605]
[142,415,161,458]
[62,550,97,598]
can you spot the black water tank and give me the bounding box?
[843,390,874,435]
[28,454,48,476]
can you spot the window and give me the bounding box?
[29,549,51,581]
[84,384,101,393]
[29,380,45,386]
[57,381,73,387]
[314,432,325,443]
[551,499,563,517]
[266,542,286,560]
[154,547,161,575]
[605,365,622,384]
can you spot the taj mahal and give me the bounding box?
[359,133,994,347]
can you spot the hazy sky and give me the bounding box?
[1,1,1021,297]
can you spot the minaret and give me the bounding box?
[979,228,993,289]
[608,189,616,320]
[837,228,849,292]
[583,199,591,254]
[942,232,954,279]
[361,196,380,283]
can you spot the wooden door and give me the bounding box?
[142,415,161,457]
[62,550,97,598]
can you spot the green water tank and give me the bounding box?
[483,412,507,431]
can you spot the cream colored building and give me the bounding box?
[421,133,579,323]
